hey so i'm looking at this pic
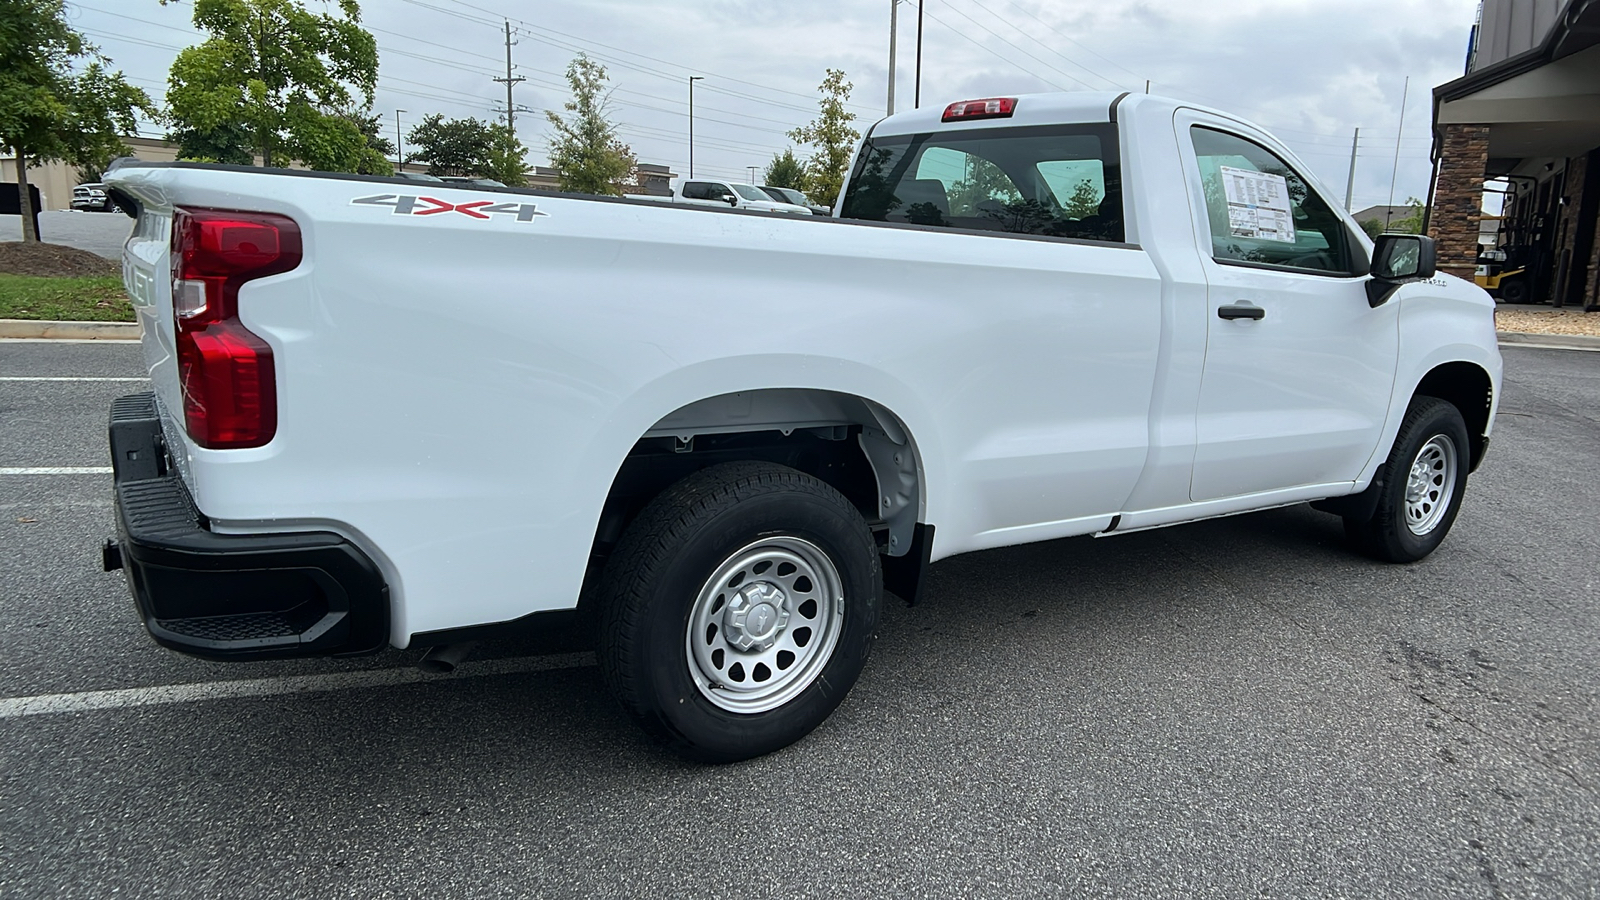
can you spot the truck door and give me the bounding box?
[1176,112,1398,501]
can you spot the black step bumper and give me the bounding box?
[106,393,389,660]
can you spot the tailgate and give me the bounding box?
[109,176,189,485]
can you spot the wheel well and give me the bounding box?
[1414,362,1493,470]
[581,390,925,604]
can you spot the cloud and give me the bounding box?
[78,0,1475,203]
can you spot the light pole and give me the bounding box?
[914,0,924,108]
[688,76,704,178]
[394,109,407,173]
[748,166,758,184]
[887,0,898,116]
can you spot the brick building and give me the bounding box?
[1430,0,1600,309]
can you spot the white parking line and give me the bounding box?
[0,652,596,719]
[0,467,114,475]
[0,376,148,382]
[0,338,139,344]
[1500,342,1600,353]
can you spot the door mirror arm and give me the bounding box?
[1367,233,1438,308]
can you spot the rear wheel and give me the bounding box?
[1344,397,1470,562]
[597,461,881,762]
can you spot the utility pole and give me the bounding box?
[887,0,898,116]
[914,0,924,108]
[1386,76,1410,230]
[688,76,704,178]
[394,108,407,173]
[1344,127,1360,211]
[493,21,526,134]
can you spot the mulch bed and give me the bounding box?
[0,242,119,278]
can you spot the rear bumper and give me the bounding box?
[106,393,389,660]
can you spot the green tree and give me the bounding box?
[479,124,529,186]
[407,114,492,176]
[788,69,859,209]
[1360,218,1384,239]
[1387,198,1426,234]
[168,122,254,165]
[764,148,805,189]
[1061,178,1100,219]
[337,106,394,160]
[545,54,635,196]
[162,0,388,174]
[948,157,1019,214]
[0,0,152,241]
[405,114,527,184]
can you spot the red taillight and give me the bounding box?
[941,97,1017,122]
[170,208,301,449]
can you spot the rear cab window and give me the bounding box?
[839,123,1125,243]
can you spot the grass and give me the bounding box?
[0,274,134,322]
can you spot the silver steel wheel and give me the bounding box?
[1403,434,1458,536]
[685,536,844,714]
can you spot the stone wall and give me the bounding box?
[1428,124,1492,279]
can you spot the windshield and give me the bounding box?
[732,184,772,202]
[764,187,807,205]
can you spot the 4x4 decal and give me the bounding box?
[350,194,547,222]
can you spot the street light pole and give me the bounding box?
[688,76,704,179]
[887,0,898,116]
[394,109,407,173]
[914,0,924,108]
[748,166,758,183]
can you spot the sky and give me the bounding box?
[67,0,1480,212]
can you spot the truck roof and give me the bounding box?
[868,91,1241,137]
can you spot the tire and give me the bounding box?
[1500,276,1529,304]
[1343,396,1471,563]
[597,461,881,762]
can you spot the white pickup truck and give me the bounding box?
[102,92,1500,761]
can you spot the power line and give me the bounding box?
[946,0,1122,90]
[929,0,1094,90]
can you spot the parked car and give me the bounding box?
[760,185,830,216]
[71,183,118,212]
[102,91,1500,762]
[675,179,811,214]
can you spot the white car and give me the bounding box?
[103,92,1499,762]
[674,179,811,214]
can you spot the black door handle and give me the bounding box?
[1217,303,1266,320]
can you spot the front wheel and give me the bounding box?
[1344,396,1471,562]
[597,461,881,762]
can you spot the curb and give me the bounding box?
[0,319,140,340]
[1497,331,1600,351]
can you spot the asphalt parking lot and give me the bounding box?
[1,212,134,259]
[1,339,1597,898]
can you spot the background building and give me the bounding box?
[1430,0,1600,309]
[5,142,677,212]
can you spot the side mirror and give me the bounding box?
[1367,233,1437,307]
[722,194,738,206]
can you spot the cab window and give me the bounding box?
[839,124,1124,243]
[1189,127,1361,276]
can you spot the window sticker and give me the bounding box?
[1219,165,1295,243]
